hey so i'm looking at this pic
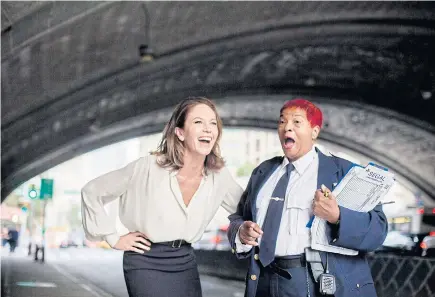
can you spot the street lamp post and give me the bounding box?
[40,199,48,262]
[34,177,53,262]
[27,200,33,256]
[26,185,38,256]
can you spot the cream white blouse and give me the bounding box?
[81,155,244,247]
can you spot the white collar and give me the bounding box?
[281,146,316,175]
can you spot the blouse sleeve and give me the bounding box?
[220,167,244,214]
[81,158,140,247]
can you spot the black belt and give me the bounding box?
[266,254,306,280]
[273,254,306,269]
[156,239,191,248]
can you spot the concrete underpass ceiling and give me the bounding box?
[1,2,435,201]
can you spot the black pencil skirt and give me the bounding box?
[123,243,202,297]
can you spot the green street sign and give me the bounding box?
[40,179,54,199]
[28,184,38,199]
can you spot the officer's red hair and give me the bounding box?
[280,98,323,128]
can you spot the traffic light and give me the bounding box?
[28,184,38,199]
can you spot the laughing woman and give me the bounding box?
[81,97,243,297]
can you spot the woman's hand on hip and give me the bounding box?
[113,232,151,254]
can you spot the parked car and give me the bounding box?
[421,232,435,257]
[97,241,111,249]
[59,239,79,248]
[375,231,420,256]
[59,232,85,248]
[375,231,433,257]
[192,225,231,251]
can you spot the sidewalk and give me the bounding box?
[1,250,114,297]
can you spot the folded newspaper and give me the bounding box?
[310,163,395,256]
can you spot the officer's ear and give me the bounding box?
[312,126,320,140]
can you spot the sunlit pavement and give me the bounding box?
[1,246,245,297]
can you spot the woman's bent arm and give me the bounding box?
[81,159,139,247]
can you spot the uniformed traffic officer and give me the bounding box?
[227,98,388,297]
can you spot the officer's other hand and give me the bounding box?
[313,185,340,224]
[239,221,263,246]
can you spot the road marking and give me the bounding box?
[15,281,57,288]
[2,257,11,297]
[80,283,107,296]
[51,263,81,283]
[50,263,115,297]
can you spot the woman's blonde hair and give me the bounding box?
[151,97,225,173]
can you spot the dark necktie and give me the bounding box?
[259,163,294,267]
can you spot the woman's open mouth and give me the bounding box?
[198,136,212,144]
[283,137,295,149]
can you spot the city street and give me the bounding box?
[2,246,245,297]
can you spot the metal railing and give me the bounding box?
[195,250,435,297]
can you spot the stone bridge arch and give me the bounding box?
[2,2,434,200]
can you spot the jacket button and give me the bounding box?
[250,274,257,281]
[254,254,259,260]
[356,284,360,288]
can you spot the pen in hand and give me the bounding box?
[380,201,395,205]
